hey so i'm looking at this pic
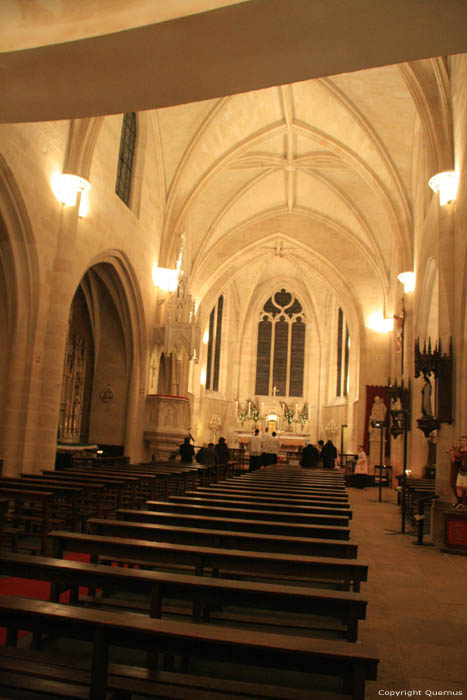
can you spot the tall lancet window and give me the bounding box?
[206,295,224,391]
[255,289,305,397]
[336,306,350,397]
[115,112,136,206]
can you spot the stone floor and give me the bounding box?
[349,485,467,699]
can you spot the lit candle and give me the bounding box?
[248,401,251,417]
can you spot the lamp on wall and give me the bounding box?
[51,173,91,217]
[151,264,179,292]
[397,272,416,294]
[428,170,459,206]
[367,312,394,333]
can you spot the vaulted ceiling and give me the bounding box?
[153,57,451,328]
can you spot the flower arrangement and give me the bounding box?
[250,406,260,423]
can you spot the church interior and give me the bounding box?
[0,1,467,698]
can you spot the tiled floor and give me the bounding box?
[349,485,467,698]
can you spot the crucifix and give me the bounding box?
[272,386,278,397]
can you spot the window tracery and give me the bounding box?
[255,289,305,397]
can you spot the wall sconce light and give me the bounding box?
[202,330,209,345]
[51,173,91,217]
[200,368,206,385]
[151,263,179,292]
[428,170,458,206]
[397,271,416,293]
[367,312,394,333]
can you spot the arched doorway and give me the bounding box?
[58,261,139,454]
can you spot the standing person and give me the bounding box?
[321,439,337,469]
[248,429,263,471]
[301,443,320,468]
[449,435,467,508]
[262,430,280,465]
[317,440,324,468]
[354,445,368,489]
[196,442,217,466]
[269,431,281,465]
[215,436,229,465]
[179,436,195,463]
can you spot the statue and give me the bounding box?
[421,373,433,417]
[369,396,387,436]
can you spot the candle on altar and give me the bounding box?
[235,399,238,417]
[248,401,251,417]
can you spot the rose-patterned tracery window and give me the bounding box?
[255,289,305,397]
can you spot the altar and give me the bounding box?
[234,431,310,450]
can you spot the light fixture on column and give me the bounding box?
[51,173,91,217]
[151,263,179,292]
[367,312,394,333]
[428,170,458,206]
[397,271,416,293]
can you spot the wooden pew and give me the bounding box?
[188,487,350,508]
[0,478,82,532]
[0,487,55,554]
[0,497,8,548]
[62,465,188,501]
[50,530,368,591]
[87,517,358,558]
[0,551,367,641]
[20,474,106,524]
[168,494,353,520]
[146,499,351,526]
[238,475,347,491]
[208,483,349,499]
[0,595,379,700]
[116,507,351,540]
[43,469,140,507]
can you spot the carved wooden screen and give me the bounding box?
[58,335,87,442]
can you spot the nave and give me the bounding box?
[1,461,465,699]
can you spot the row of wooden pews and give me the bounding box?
[0,463,378,699]
[0,458,234,554]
